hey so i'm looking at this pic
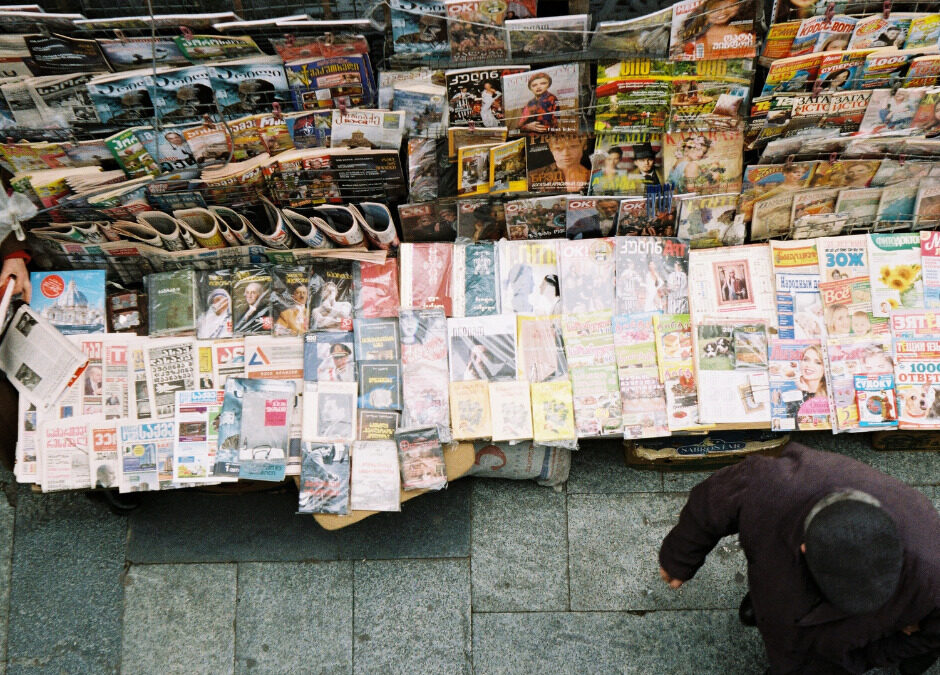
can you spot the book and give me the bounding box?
[559,238,616,314]
[868,233,924,318]
[445,0,507,61]
[445,65,528,128]
[308,260,354,331]
[390,0,448,56]
[349,440,401,512]
[571,363,622,437]
[298,442,350,514]
[669,0,756,61]
[303,332,355,382]
[505,195,569,240]
[449,380,491,439]
[515,314,567,382]
[506,15,588,58]
[589,132,663,195]
[447,314,516,381]
[358,361,401,410]
[394,426,446,491]
[399,243,454,315]
[353,318,401,362]
[663,129,743,194]
[488,380,533,441]
[615,236,690,315]
[503,64,582,134]
[769,339,830,431]
[232,266,273,336]
[354,260,400,319]
[29,270,105,335]
[357,410,400,440]
[399,308,450,436]
[676,192,740,248]
[452,242,499,317]
[146,270,196,337]
[566,197,621,240]
[771,240,824,341]
[530,380,575,444]
[302,380,357,443]
[496,239,559,314]
[208,57,290,120]
[457,143,497,197]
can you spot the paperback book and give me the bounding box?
[349,440,400,512]
[298,442,350,514]
[447,314,516,381]
[395,426,447,491]
[449,379,491,439]
[488,380,533,441]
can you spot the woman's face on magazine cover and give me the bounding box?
[684,137,707,160]
[800,348,824,384]
[708,0,739,25]
[548,137,585,170]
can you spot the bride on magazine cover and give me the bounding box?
[480,81,502,127]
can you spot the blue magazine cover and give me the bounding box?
[29,270,106,334]
[208,57,291,120]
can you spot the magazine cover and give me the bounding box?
[285,54,375,110]
[613,312,660,370]
[868,233,924,317]
[303,332,356,382]
[453,241,499,317]
[308,260,354,331]
[449,380,492,439]
[904,14,940,49]
[172,389,224,483]
[151,66,216,125]
[525,133,593,193]
[561,311,616,369]
[891,340,940,430]
[571,363,622,437]
[687,244,776,326]
[398,201,457,243]
[565,197,620,239]
[445,65,528,128]
[354,260,401,319]
[791,187,839,225]
[847,14,912,49]
[349,440,401,512]
[618,362,669,439]
[854,373,898,430]
[676,192,741,248]
[761,53,821,95]
[393,81,447,138]
[530,380,576,444]
[825,336,894,433]
[615,193,679,237]
[24,33,109,75]
[143,338,197,419]
[590,8,672,56]
[118,421,166,492]
[303,380,356,443]
[771,240,824,341]
[496,239,559,314]
[399,308,450,436]
[182,122,233,165]
[834,187,882,226]
[456,199,505,242]
[445,0,508,61]
[298,442,350,514]
[858,49,917,90]
[286,110,333,149]
[663,129,743,194]
[331,109,405,150]
[193,270,233,340]
[358,361,401,410]
[447,314,516,381]
[357,410,400,440]
[505,195,569,240]
[86,70,156,126]
[788,15,857,55]
[488,380,533,441]
[399,243,454,315]
[615,236,690,315]
[30,270,106,335]
[857,87,925,135]
[270,265,309,337]
[489,139,527,194]
[232,266,273,336]
[390,0,448,56]
[208,57,290,120]
[694,320,770,425]
[503,64,582,133]
[559,237,616,314]
[516,314,568,382]
[395,426,447,490]
[808,159,880,189]
[817,52,869,96]
[769,338,831,431]
[457,142,497,197]
[353,317,401,362]
[98,36,188,70]
[669,0,757,62]
[507,15,588,58]
[921,231,940,308]
[816,235,878,337]
[174,34,262,62]
[589,132,663,196]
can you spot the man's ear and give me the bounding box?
[800,543,807,554]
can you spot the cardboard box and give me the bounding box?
[870,431,940,452]
[624,430,789,470]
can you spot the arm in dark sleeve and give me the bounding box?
[658,458,755,582]
[854,609,940,667]
[0,233,29,262]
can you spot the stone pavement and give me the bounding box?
[0,432,937,674]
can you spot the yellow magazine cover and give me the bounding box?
[449,380,491,440]
[489,380,533,441]
[488,138,526,194]
[457,143,497,197]
[530,380,576,443]
[228,114,268,161]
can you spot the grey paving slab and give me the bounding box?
[7,488,124,675]
[126,491,342,563]
[0,482,13,675]
[472,610,766,674]
[567,440,663,494]
[662,469,714,493]
[568,493,748,611]
[353,559,470,675]
[336,479,470,559]
[793,431,940,486]
[235,562,352,675]
[471,479,568,612]
[121,564,236,675]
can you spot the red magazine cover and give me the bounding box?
[355,259,400,318]
[400,243,454,316]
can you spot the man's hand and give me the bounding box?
[659,566,684,589]
[0,257,29,302]
[901,623,920,636]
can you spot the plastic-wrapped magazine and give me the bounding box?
[143,338,197,418]
[194,270,233,339]
[208,57,290,119]
[358,361,401,410]
[616,236,689,316]
[38,415,93,492]
[269,266,308,336]
[400,308,450,437]
[565,197,620,240]
[399,243,454,315]
[399,201,457,243]
[353,318,401,362]
[489,139,527,194]
[357,410,400,440]
[669,0,757,61]
[307,260,353,331]
[875,182,919,224]
[507,15,587,58]
[854,373,898,430]
[616,193,678,237]
[497,240,559,314]
[302,380,357,443]
[445,0,507,61]
[447,314,516,381]
[921,232,940,308]
[350,440,401,512]
[562,311,616,369]
[559,238,615,314]
[687,244,776,326]
[653,313,704,432]
[503,64,582,134]
[676,193,741,248]
[809,159,880,189]
[452,242,499,317]
[390,0,448,56]
[354,260,400,319]
[530,380,576,444]
[393,81,446,138]
[694,320,770,425]
[571,364,622,437]
[450,379,491,438]
[834,187,882,227]
[488,380,533,441]
[590,8,672,56]
[173,389,226,483]
[211,338,245,388]
[868,233,923,318]
[613,313,669,438]
[304,332,355,383]
[824,336,893,433]
[118,420,171,492]
[215,377,294,479]
[589,132,663,196]
[769,339,830,431]
[890,309,940,429]
[147,270,196,337]
[663,129,743,194]
[505,195,569,240]
[395,426,447,490]
[232,266,273,336]
[445,66,528,128]
[298,442,350,514]
[771,240,825,341]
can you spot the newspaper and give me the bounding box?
[90,421,120,490]
[173,389,228,483]
[143,337,198,418]
[103,337,131,419]
[118,420,172,492]
[38,415,93,492]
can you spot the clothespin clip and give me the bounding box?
[271,102,282,121]
[890,78,902,95]
[883,0,891,20]
[114,28,127,42]
[813,77,824,95]
[898,153,905,166]
[468,120,476,131]
[284,33,295,47]
[322,32,334,46]
[829,152,837,165]
[824,2,835,23]
[202,114,213,128]
[336,99,347,115]
[785,154,795,168]
[179,25,194,40]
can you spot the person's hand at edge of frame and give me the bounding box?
[0,258,29,302]
[660,566,685,589]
